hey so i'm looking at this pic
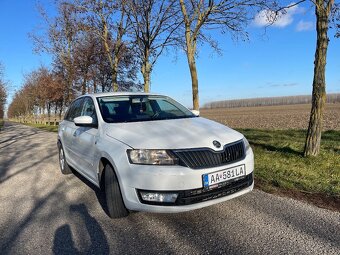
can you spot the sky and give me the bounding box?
[0,0,339,108]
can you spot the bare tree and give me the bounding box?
[126,0,180,92]
[178,0,269,110]
[304,0,336,156]
[73,30,98,94]
[76,0,131,91]
[261,0,338,156]
[31,1,79,104]
[331,2,340,37]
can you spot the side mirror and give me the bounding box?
[191,110,200,116]
[74,116,96,127]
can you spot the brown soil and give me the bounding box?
[201,103,340,130]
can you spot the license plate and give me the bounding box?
[202,165,246,188]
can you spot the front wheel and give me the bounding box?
[104,164,129,218]
[59,145,72,175]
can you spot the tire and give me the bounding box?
[58,145,72,175]
[104,164,129,218]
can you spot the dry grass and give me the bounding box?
[201,103,340,130]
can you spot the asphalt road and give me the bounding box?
[0,122,339,255]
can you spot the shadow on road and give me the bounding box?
[71,169,109,217]
[0,122,48,182]
[53,204,109,255]
[53,225,79,255]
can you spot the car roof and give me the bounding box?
[85,92,163,98]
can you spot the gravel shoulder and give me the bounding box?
[0,122,339,255]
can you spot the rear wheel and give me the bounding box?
[59,145,72,175]
[104,164,129,218]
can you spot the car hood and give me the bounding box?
[105,117,244,150]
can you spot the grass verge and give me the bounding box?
[0,119,4,130]
[24,123,59,132]
[239,129,340,211]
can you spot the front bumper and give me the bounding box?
[116,147,254,213]
[138,172,253,206]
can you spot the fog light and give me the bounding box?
[139,191,178,203]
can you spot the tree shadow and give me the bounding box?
[250,141,303,156]
[322,130,340,142]
[71,170,109,217]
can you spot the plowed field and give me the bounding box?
[200,104,340,130]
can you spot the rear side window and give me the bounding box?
[64,98,84,122]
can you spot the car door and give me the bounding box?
[61,98,84,166]
[71,97,99,183]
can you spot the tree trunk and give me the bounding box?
[101,17,118,92]
[59,101,63,121]
[141,60,151,93]
[93,77,97,93]
[179,0,201,110]
[188,53,199,110]
[112,53,119,92]
[82,78,87,95]
[184,41,199,110]
[304,4,329,157]
[47,103,51,124]
[66,33,74,104]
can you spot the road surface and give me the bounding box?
[0,122,339,255]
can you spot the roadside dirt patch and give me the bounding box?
[201,103,340,130]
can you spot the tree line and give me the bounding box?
[7,67,65,121]
[0,63,7,119]
[6,0,340,156]
[203,94,340,109]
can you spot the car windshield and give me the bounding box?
[97,95,196,123]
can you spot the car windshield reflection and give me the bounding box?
[97,95,196,123]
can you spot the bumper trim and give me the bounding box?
[137,172,253,206]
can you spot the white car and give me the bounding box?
[57,92,254,218]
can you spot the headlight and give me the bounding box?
[127,149,178,165]
[243,137,251,151]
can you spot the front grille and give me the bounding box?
[173,140,245,169]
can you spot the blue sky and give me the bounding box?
[0,0,339,108]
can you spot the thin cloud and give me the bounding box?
[253,3,302,28]
[269,82,298,88]
[258,82,298,88]
[296,20,314,31]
